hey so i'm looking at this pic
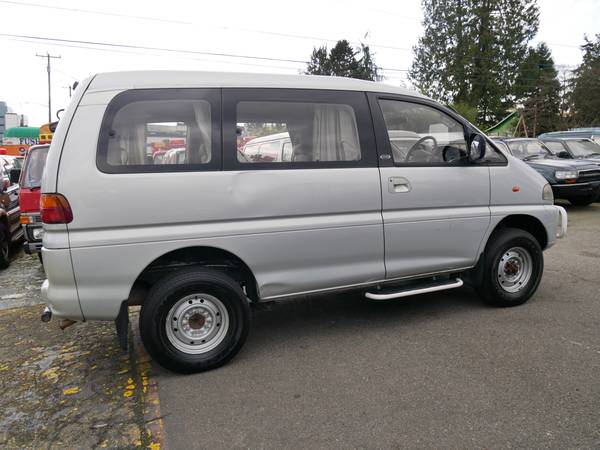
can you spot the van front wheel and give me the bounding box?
[140,268,250,374]
[477,228,543,307]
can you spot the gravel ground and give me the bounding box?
[0,251,162,449]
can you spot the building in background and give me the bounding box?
[0,101,28,142]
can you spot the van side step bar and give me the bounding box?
[365,278,463,300]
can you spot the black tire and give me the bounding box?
[568,196,595,206]
[140,268,251,374]
[476,227,543,307]
[0,225,10,270]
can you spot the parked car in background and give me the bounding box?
[0,158,22,269]
[538,129,600,146]
[19,145,50,258]
[1,154,24,180]
[41,71,567,373]
[539,137,600,163]
[492,138,600,206]
[162,147,187,164]
[241,132,293,162]
[152,149,168,164]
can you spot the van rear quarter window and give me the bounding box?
[97,89,221,173]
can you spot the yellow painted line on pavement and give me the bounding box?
[129,307,166,450]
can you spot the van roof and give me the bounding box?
[87,70,427,98]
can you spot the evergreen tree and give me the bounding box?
[306,46,331,76]
[410,0,539,126]
[514,43,561,135]
[306,40,380,81]
[570,34,600,127]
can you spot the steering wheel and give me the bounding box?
[405,135,438,162]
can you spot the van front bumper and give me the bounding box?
[554,205,568,239]
[40,247,84,321]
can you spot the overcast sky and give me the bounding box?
[0,0,598,126]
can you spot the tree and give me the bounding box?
[514,43,561,135]
[409,0,539,126]
[570,34,600,127]
[306,40,380,81]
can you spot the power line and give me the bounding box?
[1,32,581,86]
[0,32,307,65]
[1,0,587,54]
[0,36,306,73]
[0,0,413,52]
[0,32,411,73]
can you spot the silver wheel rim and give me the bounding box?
[497,246,533,293]
[165,293,229,354]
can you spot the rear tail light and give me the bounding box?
[40,194,73,224]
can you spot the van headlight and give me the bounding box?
[555,170,577,180]
[542,183,554,202]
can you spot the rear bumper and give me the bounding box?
[40,247,84,321]
[552,181,600,199]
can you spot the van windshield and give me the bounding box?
[21,146,49,189]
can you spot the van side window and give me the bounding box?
[378,99,468,165]
[97,89,220,173]
[237,102,361,163]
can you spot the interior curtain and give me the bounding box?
[192,101,211,163]
[312,105,360,161]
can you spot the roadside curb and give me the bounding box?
[129,307,167,450]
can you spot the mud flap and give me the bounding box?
[115,301,129,351]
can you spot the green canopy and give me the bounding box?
[485,112,518,136]
[4,127,40,138]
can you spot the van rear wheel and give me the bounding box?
[476,228,543,307]
[140,268,250,374]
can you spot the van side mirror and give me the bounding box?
[468,133,486,162]
[9,168,21,185]
[557,150,570,159]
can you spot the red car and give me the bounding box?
[19,144,50,257]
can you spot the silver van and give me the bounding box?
[41,71,567,373]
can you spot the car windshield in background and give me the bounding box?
[567,139,600,157]
[507,140,551,160]
[22,146,49,189]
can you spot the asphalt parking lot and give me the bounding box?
[1,202,599,449]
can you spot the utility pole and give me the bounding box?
[36,52,61,123]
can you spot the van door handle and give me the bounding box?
[388,176,411,193]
